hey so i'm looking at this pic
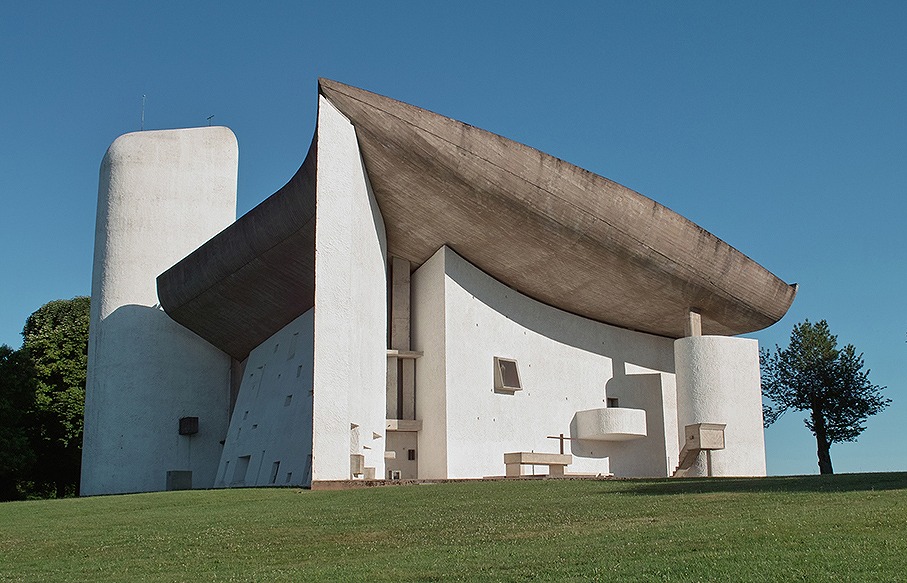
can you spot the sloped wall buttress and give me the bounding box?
[215,310,314,488]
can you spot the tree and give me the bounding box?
[20,297,90,497]
[0,345,36,500]
[761,320,890,475]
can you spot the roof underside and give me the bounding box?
[158,79,796,359]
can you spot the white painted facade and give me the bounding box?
[413,246,682,478]
[311,96,388,482]
[82,127,238,495]
[216,310,315,488]
[83,97,771,495]
[675,336,767,477]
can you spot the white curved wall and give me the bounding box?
[412,246,679,479]
[82,127,237,495]
[674,335,766,477]
[574,407,647,441]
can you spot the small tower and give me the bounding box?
[81,127,238,495]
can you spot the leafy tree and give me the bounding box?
[761,320,890,475]
[21,297,90,497]
[0,345,36,500]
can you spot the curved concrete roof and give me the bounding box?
[158,79,796,359]
[158,139,317,359]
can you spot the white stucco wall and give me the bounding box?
[674,335,767,477]
[412,246,679,479]
[215,310,315,487]
[311,96,388,482]
[411,250,448,479]
[82,127,237,495]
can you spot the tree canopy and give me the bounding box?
[21,296,91,497]
[0,344,37,500]
[761,319,890,474]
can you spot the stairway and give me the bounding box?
[672,444,700,477]
[671,423,726,478]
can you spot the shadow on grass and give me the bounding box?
[612,471,907,495]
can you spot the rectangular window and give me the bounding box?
[284,394,293,407]
[493,357,522,394]
[269,461,280,484]
[607,397,619,408]
[407,449,416,461]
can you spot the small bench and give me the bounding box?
[504,452,572,477]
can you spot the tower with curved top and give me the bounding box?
[83,81,795,494]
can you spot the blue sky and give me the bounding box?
[1,1,904,476]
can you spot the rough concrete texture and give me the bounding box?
[158,80,796,362]
[413,246,681,479]
[319,79,796,339]
[674,335,766,477]
[156,136,317,360]
[87,81,780,494]
[82,127,237,495]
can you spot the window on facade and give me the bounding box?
[407,449,416,461]
[607,397,619,408]
[493,357,522,394]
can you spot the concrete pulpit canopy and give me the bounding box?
[157,78,796,360]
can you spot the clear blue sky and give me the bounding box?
[1,1,904,476]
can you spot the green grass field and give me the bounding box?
[1,473,905,582]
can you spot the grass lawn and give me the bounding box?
[1,473,905,582]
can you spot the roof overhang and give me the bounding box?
[158,79,796,359]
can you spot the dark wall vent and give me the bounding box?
[179,416,199,435]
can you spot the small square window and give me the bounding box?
[607,397,619,408]
[493,357,522,394]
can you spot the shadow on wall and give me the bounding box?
[443,247,676,376]
[566,373,668,476]
[442,247,677,477]
[85,304,230,491]
[610,472,907,495]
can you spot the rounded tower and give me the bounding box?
[81,127,238,495]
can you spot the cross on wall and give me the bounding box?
[546,433,581,455]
